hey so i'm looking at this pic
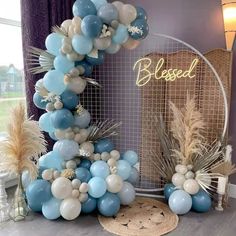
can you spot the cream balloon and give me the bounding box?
[72,179,81,189]
[80,142,94,156]
[172,173,186,188]
[123,37,140,50]
[61,43,72,54]
[54,129,66,140]
[60,198,81,220]
[67,77,87,94]
[119,4,137,25]
[66,160,77,169]
[42,169,53,181]
[101,152,110,161]
[51,177,73,199]
[68,25,75,38]
[79,129,90,142]
[94,37,112,50]
[79,193,88,203]
[79,183,89,193]
[185,171,195,179]
[183,179,200,195]
[72,16,82,27]
[110,150,120,160]
[175,164,188,175]
[112,1,124,12]
[61,19,72,32]
[106,174,123,193]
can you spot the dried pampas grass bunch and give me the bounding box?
[0,103,47,180]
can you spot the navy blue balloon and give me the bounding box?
[164,183,176,200]
[75,167,92,183]
[94,138,114,153]
[73,0,97,18]
[33,93,48,109]
[129,19,149,40]
[81,15,103,38]
[81,195,97,214]
[61,90,80,110]
[50,108,74,130]
[86,50,105,65]
[136,6,148,20]
[97,192,120,217]
[192,189,212,213]
[75,60,93,76]
[79,159,92,169]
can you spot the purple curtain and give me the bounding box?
[20,0,74,149]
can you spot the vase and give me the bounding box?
[9,174,29,221]
[0,171,10,222]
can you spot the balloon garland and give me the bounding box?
[26,0,149,220]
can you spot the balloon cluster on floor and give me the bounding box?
[27,0,148,221]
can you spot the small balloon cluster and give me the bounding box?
[27,0,148,221]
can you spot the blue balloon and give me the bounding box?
[164,183,176,200]
[43,70,66,95]
[61,90,80,110]
[42,197,62,220]
[50,108,74,130]
[112,24,129,44]
[97,3,118,24]
[33,93,48,110]
[85,50,105,65]
[79,159,92,169]
[81,15,103,38]
[192,189,212,213]
[73,0,97,18]
[168,190,192,215]
[81,195,97,214]
[74,109,91,128]
[123,150,139,166]
[72,35,93,55]
[88,177,107,198]
[94,138,114,153]
[75,60,93,76]
[26,179,52,212]
[75,167,92,183]
[129,19,149,40]
[90,160,110,179]
[136,6,148,20]
[91,0,107,10]
[117,160,131,180]
[38,151,64,171]
[39,112,54,133]
[97,192,120,216]
[127,167,139,185]
[45,33,63,56]
[53,55,75,74]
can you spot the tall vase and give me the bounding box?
[0,171,10,222]
[9,174,29,221]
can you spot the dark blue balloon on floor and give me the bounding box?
[129,19,149,40]
[94,138,114,153]
[164,183,176,200]
[81,195,97,214]
[81,15,103,38]
[26,179,52,212]
[192,189,212,213]
[73,0,97,18]
[61,90,80,110]
[33,92,48,109]
[75,60,93,77]
[79,159,92,169]
[136,6,148,20]
[86,50,105,65]
[97,192,120,217]
[75,167,92,183]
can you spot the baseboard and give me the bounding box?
[229,183,236,198]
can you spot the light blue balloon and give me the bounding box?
[81,15,103,38]
[38,151,64,171]
[49,131,58,141]
[127,167,139,185]
[75,167,92,183]
[50,108,74,130]
[39,112,54,133]
[168,190,192,215]
[97,3,118,24]
[26,179,52,212]
[117,160,131,180]
[61,90,80,110]
[81,195,97,213]
[192,189,212,213]
[53,140,80,161]
[74,109,91,128]
[73,0,97,18]
[123,150,139,166]
[45,33,63,56]
[88,177,107,198]
[97,192,120,216]
[33,93,48,110]
[90,160,110,179]
[94,138,114,153]
[112,24,129,44]
[72,35,93,55]
[105,42,121,54]
[42,197,62,220]
[43,70,66,95]
[22,170,32,189]
[53,55,74,73]
[118,182,136,205]
[91,0,107,10]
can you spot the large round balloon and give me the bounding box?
[117,160,131,180]
[119,4,137,25]
[118,181,135,205]
[94,138,114,153]
[74,109,91,128]
[192,189,212,213]
[60,198,81,220]
[81,15,103,38]
[73,0,97,18]
[72,35,93,55]
[88,177,107,198]
[38,112,54,133]
[127,167,139,185]
[60,90,79,110]
[90,160,110,179]
[33,93,48,110]
[129,19,149,40]
[122,150,139,166]
[45,33,63,56]
[81,195,97,214]
[97,3,118,25]
[164,183,176,201]
[42,197,62,220]
[75,167,92,183]
[53,55,75,74]
[106,174,123,193]
[51,177,73,199]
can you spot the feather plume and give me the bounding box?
[0,103,47,180]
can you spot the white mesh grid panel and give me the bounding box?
[80,34,228,190]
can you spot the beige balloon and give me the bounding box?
[106,174,123,193]
[123,37,140,50]
[119,4,137,25]
[60,198,81,220]
[94,37,112,50]
[183,179,200,195]
[61,19,72,32]
[51,177,73,199]
[112,1,124,12]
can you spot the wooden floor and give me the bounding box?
[0,188,235,236]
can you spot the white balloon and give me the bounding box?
[68,25,75,38]
[78,193,88,203]
[60,198,81,220]
[61,19,72,32]
[72,16,82,27]
[118,181,135,205]
[172,173,186,188]
[110,150,120,160]
[80,142,94,156]
[61,43,72,54]
[51,177,73,199]
[101,152,110,161]
[79,183,89,193]
[72,179,81,189]
[107,158,116,167]
[80,129,90,142]
[72,189,80,198]
[66,160,77,169]
[119,4,137,25]
[94,37,112,50]
[54,129,66,140]
[42,169,53,181]
[112,1,124,12]
[53,170,61,179]
[106,174,123,193]
[67,77,87,94]
[175,164,188,175]
[183,179,200,195]
[185,171,195,179]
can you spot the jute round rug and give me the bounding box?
[98,197,178,236]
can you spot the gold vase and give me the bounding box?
[9,174,29,221]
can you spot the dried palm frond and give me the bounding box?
[0,103,47,180]
[52,25,68,37]
[27,46,55,74]
[87,120,122,142]
[211,162,236,176]
[170,95,205,165]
